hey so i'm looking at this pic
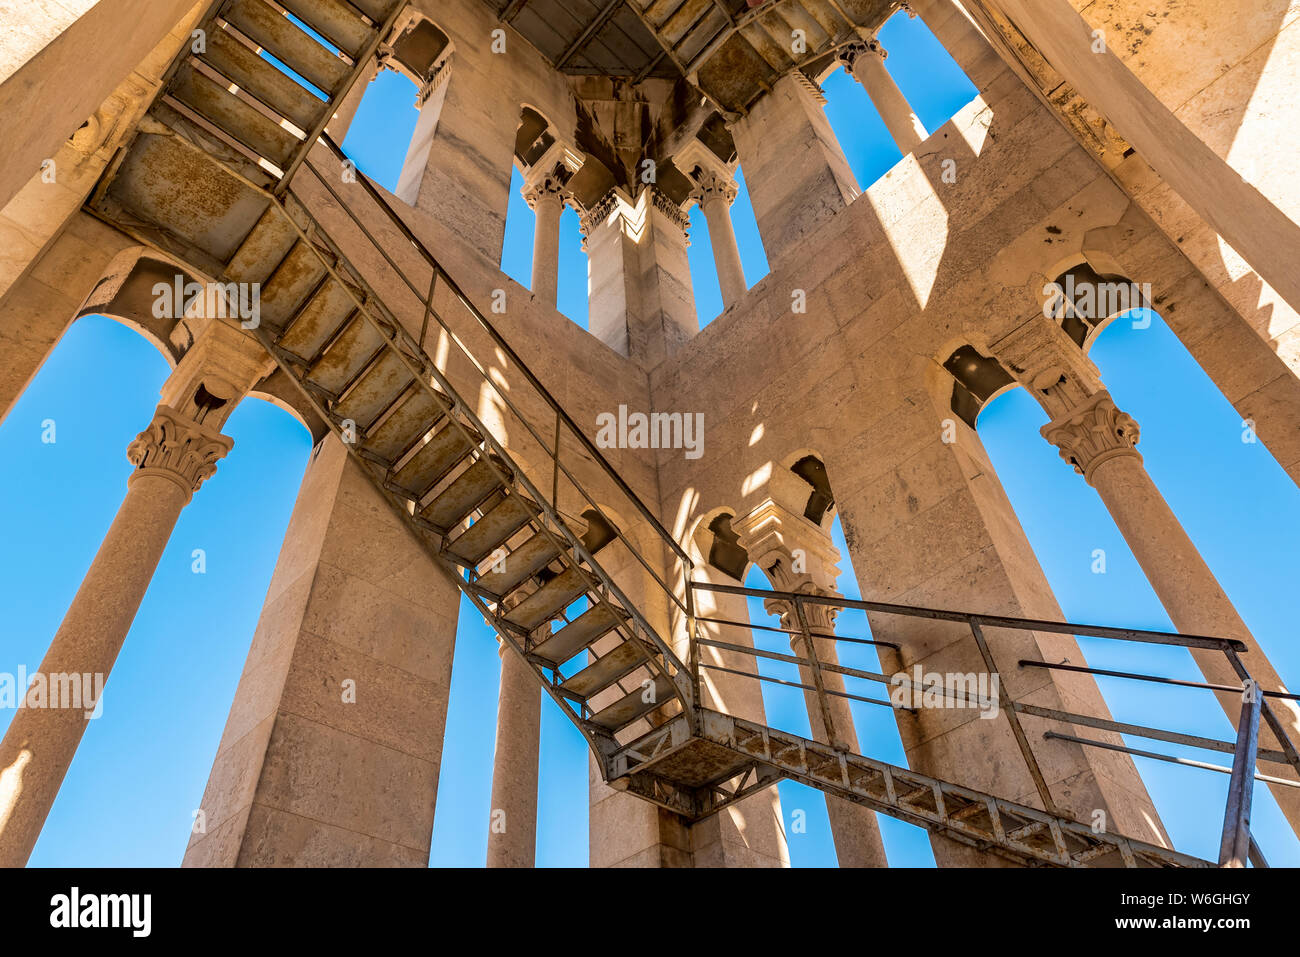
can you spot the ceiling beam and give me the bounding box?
[499,0,531,23]
[556,0,625,69]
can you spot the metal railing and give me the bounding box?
[689,580,1300,867]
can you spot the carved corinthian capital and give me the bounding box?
[1040,390,1141,483]
[126,405,234,501]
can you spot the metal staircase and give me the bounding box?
[80,0,1288,868]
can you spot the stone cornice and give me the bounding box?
[126,405,233,501]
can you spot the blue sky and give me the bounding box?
[4,11,1297,868]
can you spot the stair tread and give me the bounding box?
[279,278,358,358]
[446,495,538,566]
[278,0,373,59]
[363,388,450,462]
[528,599,625,664]
[334,350,414,429]
[226,207,300,285]
[505,565,591,632]
[590,673,674,731]
[224,0,350,95]
[305,313,385,394]
[561,640,651,700]
[201,26,327,132]
[172,62,300,167]
[420,457,507,530]
[475,532,562,599]
[260,241,331,330]
[391,423,477,495]
[348,0,403,22]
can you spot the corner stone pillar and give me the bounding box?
[581,188,699,367]
[733,496,889,868]
[182,431,461,866]
[839,39,928,156]
[729,70,860,266]
[0,319,269,866]
[996,318,1300,832]
[486,637,541,867]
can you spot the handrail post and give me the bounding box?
[685,569,700,728]
[968,619,1061,816]
[1219,677,1261,867]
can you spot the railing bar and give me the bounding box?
[1044,730,1299,788]
[693,613,899,650]
[698,663,897,709]
[1021,658,1300,702]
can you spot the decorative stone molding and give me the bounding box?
[1040,390,1141,483]
[837,38,886,76]
[789,69,829,105]
[578,188,691,248]
[578,190,622,244]
[689,168,739,209]
[520,170,568,211]
[126,405,234,500]
[650,187,692,236]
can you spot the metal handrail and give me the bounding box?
[313,133,691,566]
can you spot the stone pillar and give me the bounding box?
[395,51,514,262]
[0,0,195,210]
[730,71,859,267]
[486,637,541,867]
[733,496,889,868]
[839,39,928,156]
[0,319,269,866]
[522,171,567,309]
[581,188,698,367]
[906,0,1007,90]
[995,318,1300,831]
[690,169,748,309]
[183,432,461,866]
[325,58,379,142]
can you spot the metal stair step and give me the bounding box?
[200,26,327,132]
[305,314,386,394]
[391,423,477,495]
[474,532,562,599]
[590,673,675,731]
[334,350,414,429]
[223,0,350,95]
[505,565,591,632]
[363,387,450,462]
[225,206,300,285]
[171,62,300,166]
[420,456,508,530]
[278,278,358,358]
[446,495,538,566]
[530,602,627,666]
[560,640,651,701]
[260,242,331,330]
[278,0,373,59]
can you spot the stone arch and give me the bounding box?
[928,339,1018,430]
[380,10,453,100]
[687,506,752,583]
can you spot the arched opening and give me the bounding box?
[0,313,312,864]
[815,9,978,190]
[972,310,1300,864]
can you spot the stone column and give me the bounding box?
[839,39,928,156]
[690,169,748,308]
[734,498,889,868]
[0,319,268,866]
[486,637,541,867]
[996,318,1300,831]
[522,171,567,309]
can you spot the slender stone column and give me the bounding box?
[994,318,1300,831]
[0,406,230,865]
[690,170,747,308]
[522,172,567,309]
[839,39,928,156]
[486,637,541,867]
[734,500,889,867]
